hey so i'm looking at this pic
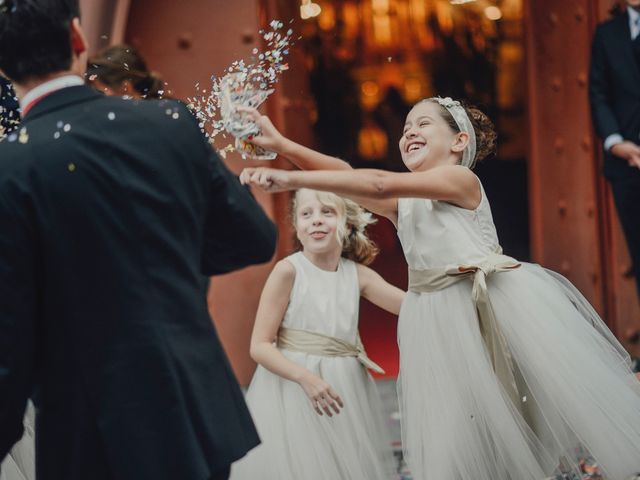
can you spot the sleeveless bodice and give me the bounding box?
[282,252,360,344]
[397,181,500,269]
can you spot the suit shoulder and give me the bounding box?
[90,95,187,116]
[596,14,625,34]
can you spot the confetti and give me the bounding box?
[188,20,295,160]
[18,127,29,144]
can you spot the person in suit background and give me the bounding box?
[589,0,640,305]
[85,44,166,99]
[0,1,277,480]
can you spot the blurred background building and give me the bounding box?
[76,0,640,385]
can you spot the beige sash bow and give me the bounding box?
[409,252,522,408]
[277,327,385,374]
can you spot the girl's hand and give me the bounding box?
[235,106,286,154]
[239,167,294,193]
[298,371,344,417]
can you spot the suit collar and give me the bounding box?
[22,85,104,123]
[20,75,85,113]
[627,6,640,36]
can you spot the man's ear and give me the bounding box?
[70,17,88,56]
[451,132,470,153]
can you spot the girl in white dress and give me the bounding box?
[230,188,404,480]
[237,98,640,480]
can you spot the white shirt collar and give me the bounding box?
[19,75,85,110]
[629,6,640,40]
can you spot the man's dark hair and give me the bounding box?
[0,0,80,83]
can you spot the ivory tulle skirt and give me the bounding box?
[1,403,35,480]
[230,352,395,480]
[398,262,640,480]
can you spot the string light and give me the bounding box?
[300,0,322,19]
[484,5,503,20]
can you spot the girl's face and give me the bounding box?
[399,101,460,172]
[294,189,342,256]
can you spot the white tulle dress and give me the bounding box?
[0,403,35,480]
[396,178,640,480]
[230,252,395,480]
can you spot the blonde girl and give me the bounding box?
[231,189,403,480]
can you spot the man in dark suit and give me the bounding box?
[589,0,640,302]
[0,1,276,479]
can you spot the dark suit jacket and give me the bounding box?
[589,11,640,179]
[0,85,276,480]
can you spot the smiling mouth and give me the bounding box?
[406,142,425,153]
[310,231,328,239]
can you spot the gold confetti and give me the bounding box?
[18,127,29,144]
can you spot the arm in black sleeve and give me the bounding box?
[0,171,37,461]
[588,26,620,139]
[201,150,277,276]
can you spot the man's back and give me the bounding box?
[0,85,275,480]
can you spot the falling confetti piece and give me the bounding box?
[18,127,29,144]
[108,112,116,120]
[68,163,76,172]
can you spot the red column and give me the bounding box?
[525,0,605,313]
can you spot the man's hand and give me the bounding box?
[610,141,640,169]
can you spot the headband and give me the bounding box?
[430,96,477,169]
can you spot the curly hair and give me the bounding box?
[87,45,165,99]
[291,189,379,265]
[424,98,498,165]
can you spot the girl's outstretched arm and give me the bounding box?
[356,264,405,315]
[240,164,481,212]
[250,259,344,416]
[237,106,398,220]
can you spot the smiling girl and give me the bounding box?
[230,189,403,480]
[237,97,640,479]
